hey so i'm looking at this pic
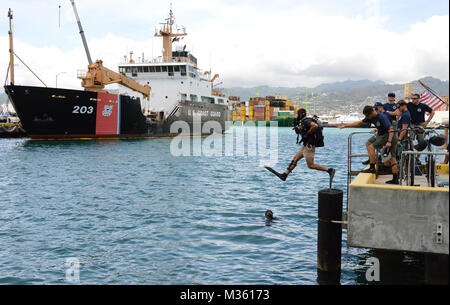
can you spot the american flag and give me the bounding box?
[419,91,446,111]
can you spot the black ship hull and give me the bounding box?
[4,85,228,140]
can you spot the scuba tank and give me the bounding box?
[293,110,325,147]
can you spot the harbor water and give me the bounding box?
[0,127,427,284]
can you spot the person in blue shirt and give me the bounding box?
[374,101,392,121]
[374,101,386,115]
[383,92,399,128]
[360,102,390,166]
[397,100,411,144]
[339,105,399,184]
[407,93,435,147]
[396,100,412,158]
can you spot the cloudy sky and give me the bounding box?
[0,0,448,89]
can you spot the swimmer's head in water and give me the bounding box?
[265,210,274,220]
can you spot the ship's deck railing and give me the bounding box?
[77,69,87,78]
[348,131,449,200]
[119,57,195,65]
[347,131,373,207]
[400,150,449,187]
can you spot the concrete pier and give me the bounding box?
[347,164,449,284]
[347,171,449,255]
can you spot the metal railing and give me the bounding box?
[399,150,448,187]
[347,131,372,207]
[167,104,180,119]
[77,69,87,78]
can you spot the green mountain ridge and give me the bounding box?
[2,77,448,115]
[224,76,449,114]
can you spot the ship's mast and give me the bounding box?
[8,8,14,85]
[70,0,93,65]
[155,6,187,62]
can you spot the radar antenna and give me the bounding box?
[155,6,187,62]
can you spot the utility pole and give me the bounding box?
[8,8,14,85]
[305,88,308,112]
[313,92,316,115]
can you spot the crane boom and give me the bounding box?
[78,60,151,100]
[210,74,219,84]
[69,0,151,100]
[70,0,92,65]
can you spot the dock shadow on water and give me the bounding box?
[0,128,430,284]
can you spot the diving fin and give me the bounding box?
[328,168,336,189]
[264,166,287,181]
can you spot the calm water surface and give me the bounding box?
[0,127,425,284]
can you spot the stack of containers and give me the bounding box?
[275,94,288,101]
[254,105,265,121]
[268,107,275,121]
[235,103,241,121]
[248,105,254,121]
[285,101,294,111]
[249,97,266,121]
[240,104,246,121]
[273,107,279,120]
[278,110,294,118]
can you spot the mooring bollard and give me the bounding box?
[317,188,343,285]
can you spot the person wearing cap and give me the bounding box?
[396,100,412,158]
[383,93,399,129]
[339,105,399,184]
[361,102,390,165]
[374,102,387,116]
[407,93,435,147]
[374,102,383,112]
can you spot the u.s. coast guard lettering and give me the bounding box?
[188,110,222,117]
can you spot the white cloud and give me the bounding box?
[0,1,448,90]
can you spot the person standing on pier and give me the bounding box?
[265,108,336,184]
[396,101,411,146]
[408,93,435,149]
[395,100,412,159]
[383,93,399,130]
[338,105,399,184]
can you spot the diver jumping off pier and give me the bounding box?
[265,108,336,188]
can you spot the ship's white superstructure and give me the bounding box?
[116,8,228,117]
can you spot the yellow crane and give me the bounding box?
[77,60,150,100]
[70,0,150,100]
[210,73,220,84]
